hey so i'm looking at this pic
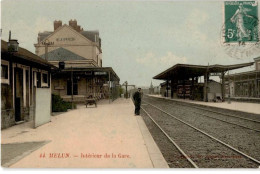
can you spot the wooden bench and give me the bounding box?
[85,98,97,108]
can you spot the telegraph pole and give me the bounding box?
[122,81,135,99]
[125,81,128,99]
[43,39,53,61]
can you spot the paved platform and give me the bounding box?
[148,95,260,115]
[1,98,168,168]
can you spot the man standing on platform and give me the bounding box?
[133,88,142,115]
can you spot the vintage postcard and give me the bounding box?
[1,0,260,170]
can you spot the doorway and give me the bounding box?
[67,78,78,95]
[14,67,23,122]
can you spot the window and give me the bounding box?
[43,73,48,84]
[1,60,9,84]
[41,72,48,87]
[1,65,8,79]
[37,72,41,88]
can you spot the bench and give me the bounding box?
[85,97,97,108]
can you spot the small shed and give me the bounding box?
[1,40,57,129]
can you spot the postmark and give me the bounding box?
[221,1,260,59]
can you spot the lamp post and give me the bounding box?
[8,31,19,52]
[125,81,128,99]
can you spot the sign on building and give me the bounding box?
[94,72,107,75]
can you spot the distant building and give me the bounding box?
[225,57,260,102]
[34,20,120,102]
[1,39,55,129]
[160,81,171,97]
[154,86,160,94]
[35,19,102,68]
[149,81,154,94]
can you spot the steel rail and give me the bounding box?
[143,100,260,165]
[186,104,260,123]
[150,96,260,123]
[141,106,199,168]
[192,110,260,132]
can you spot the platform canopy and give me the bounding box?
[55,67,120,81]
[153,62,254,80]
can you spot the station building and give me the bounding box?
[154,62,254,102]
[1,39,56,129]
[34,20,120,102]
[224,57,260,102]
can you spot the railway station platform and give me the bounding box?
[1,98,168,168]
[148,95,260,115]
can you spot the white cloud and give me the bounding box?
[34,17,53,33]
[164,8,213,47]
[136,51,187,69]
[185,8,209,28]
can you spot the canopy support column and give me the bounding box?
[171,77,174,98]
[221,71,225,101]
[191,77,194,100]
[166,77,169,98]
[203,73,208,102]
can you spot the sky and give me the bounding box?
[1,0,260,87]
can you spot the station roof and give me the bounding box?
[38,29,99,43]
[153,62,254,80]
[40,47,86,61]
[224,70,260,79]
[1,40,56,69]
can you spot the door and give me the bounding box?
[14,68,23,122]
[67,78,78,95]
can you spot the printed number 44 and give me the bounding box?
[227,29,235,38]
[39,153,46,158]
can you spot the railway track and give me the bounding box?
[145,96,260,132]
[140,97,260,168]
[148,96,260,123]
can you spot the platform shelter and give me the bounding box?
[153,63,254,102]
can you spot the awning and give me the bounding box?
[55,67,120,81]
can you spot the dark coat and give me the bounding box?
[133,91,141,105]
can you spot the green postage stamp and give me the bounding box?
[224,1,258,43]
[222,1,260,59]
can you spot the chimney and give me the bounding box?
[69,19,77,30]
[54,20,62,31]
[9,30,11,41]
[76,25,81,32]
